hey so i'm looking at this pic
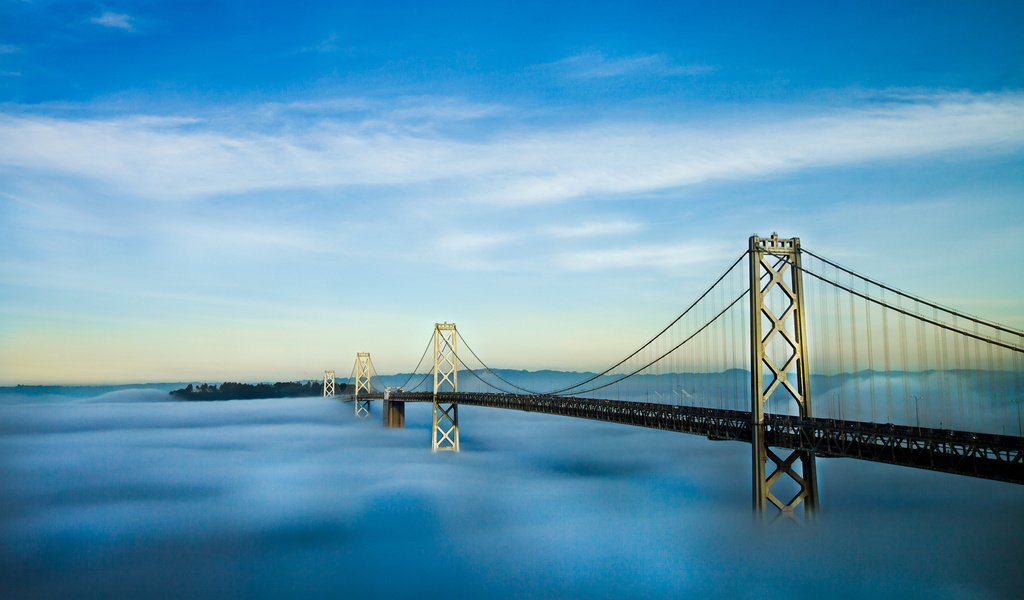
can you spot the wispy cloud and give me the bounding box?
[536,52,714,79]
[431,221,645,272]
[252,96,504,126]
[544,221,642,238]
[436,232,518,252]
[91,12,134,31]
[148,208,330,254]
[0,44,19,54]
[385,96,506,123]
[1,92,1023,204]
[557,241,732,271]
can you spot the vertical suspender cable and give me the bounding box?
[971,321,984,433]
[897,294,911,426]
[984,332,995,434]
[880,287,893,424]
[936,307,949,428]
[833,262,846,420]
[864,277,877,423]
[952,314,965,431]
[921,292,929,425]
[848,270,861,421]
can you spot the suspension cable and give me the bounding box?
[565,289,749,396]
[456,331,543,395]
[394,334,435,390]
[405,371,432,392]
[369,362,382,391]
[803,247,1023,337]
[435,333,523,395]
[548,251,749,394]
[460,362,522,394]
[779,255,1024,354]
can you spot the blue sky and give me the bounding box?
[1,1,1023,383]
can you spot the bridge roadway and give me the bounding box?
[347,391,1024,485]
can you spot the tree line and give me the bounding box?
[170,380,351,400]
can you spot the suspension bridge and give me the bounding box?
[322,234,1024,518]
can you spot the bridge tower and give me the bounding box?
[749,234,818,518]
[432,322,459,452]
[323,369,335,398]
[353,352,373,418]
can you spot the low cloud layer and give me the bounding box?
[1,392,1021,598]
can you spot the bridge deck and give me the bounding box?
[344,391,1023,484]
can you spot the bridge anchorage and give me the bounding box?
[352,352,374,418]
[432,322,460,452]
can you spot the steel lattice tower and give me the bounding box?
[749,234,818,518]
[323,369,335,398]
[353,352,373,418]
[432,322,459,452]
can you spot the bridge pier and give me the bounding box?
[383,388,405,428]
[383,400,405,427]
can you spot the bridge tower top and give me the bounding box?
[750,232,800,254]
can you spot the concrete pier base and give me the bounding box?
[383,399,405,428]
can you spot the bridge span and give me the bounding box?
[351,391,1024,485]
[325,234,1024,518]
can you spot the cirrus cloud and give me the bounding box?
[0,92,1023,205]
